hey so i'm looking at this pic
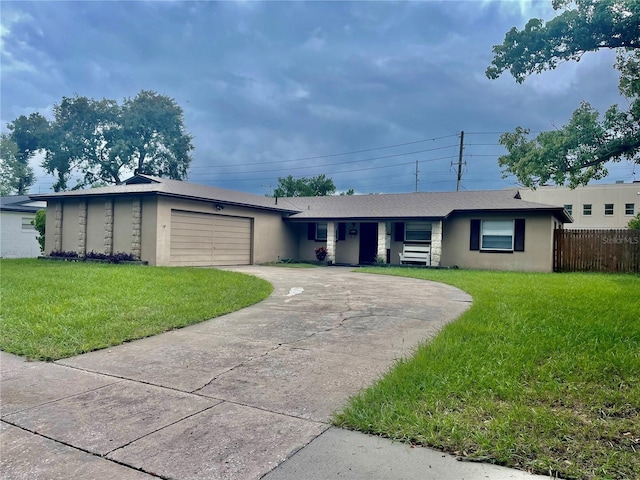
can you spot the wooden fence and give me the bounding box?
[554,229,640,273]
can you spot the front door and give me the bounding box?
[359,223,378,264]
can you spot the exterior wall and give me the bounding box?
[86,199,105,254]
[153,196,295,266]
[296,222,364,264]
[519,183,640,229]
[388,221,436,265]
[60,200,80,253]
[0,211,41,258]
[440,211,557,272]
[335,223,362,265]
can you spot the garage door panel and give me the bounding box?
[170,210,251,267]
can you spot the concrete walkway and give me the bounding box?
[1,266,550,479]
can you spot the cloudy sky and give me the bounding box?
[1,0,635,195]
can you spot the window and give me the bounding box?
[564,204,573,216]
[404,222,431,242]
[604,204,614,216]
[625,203,635,215]
[470,219,525,252]
[481,220,513,250]
[316,222,327,240]
[583,204,592,216]
[307,222,327,241]
[21,217,35,231]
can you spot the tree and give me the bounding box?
[0,133,35,195]
[271,174,337,197]
[628,212,640,229]
[11,90,194,191]
[487,0,640,188]
[1,113,49,195]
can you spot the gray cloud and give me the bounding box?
[1,0,634,195]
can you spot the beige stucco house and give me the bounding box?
[33,174,571,272]
[519,182,639,229]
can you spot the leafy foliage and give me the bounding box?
[272,174,337,197]
[31,209,46,253]
[628,212,640,229]
[49,250,139,263]
[487,0,640,188]
[0,133,34,195]
[8,90,194,191]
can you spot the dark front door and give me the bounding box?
[359,223,378,264]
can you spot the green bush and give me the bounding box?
[628,212,640,230]
[31,209,46,253]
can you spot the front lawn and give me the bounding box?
[0,259,272,360]
[334,268,640,480]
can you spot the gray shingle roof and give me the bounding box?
[31,174,297,213]
[282,189,571,222]
[1,195,47,213]
[30,175,571,222]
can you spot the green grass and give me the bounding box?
[334,268,640,480]
[0,259,272,361]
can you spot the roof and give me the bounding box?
[0,195,47,213]
[30,175,572,223]
[31,174,298,214]
[282,189,572,223]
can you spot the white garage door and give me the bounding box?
[170,210,252,266]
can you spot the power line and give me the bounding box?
[192,145,459,175]
[189,133,460,169]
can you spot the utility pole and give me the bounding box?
[456,131,464,192]
[414,160,419,192]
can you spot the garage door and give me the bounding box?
[170,210,252,266]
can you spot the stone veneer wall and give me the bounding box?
[77,200,87,256]
[54,202,63,252]
[431,220,442,266]
[104,199,114,255]
[132,198,142,259]
[326,222,336,263]
[377,222,387,261]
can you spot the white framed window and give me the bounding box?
[315,222,327,241]
[564,204,573,216]
[604,203,614,216]
[404,222,431,242]
[481,220,514,251]
[625,203,635,215]
[583,204,592,216]
[21,217,35,231]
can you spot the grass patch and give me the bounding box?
[334,268,640,479]
[0,259,272,360]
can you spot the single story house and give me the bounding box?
[0,195,47,258]
[32,174,572,272]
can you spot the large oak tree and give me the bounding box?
[487,0,640,188]
[8,90,193,191]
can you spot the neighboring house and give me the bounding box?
[0,196,47,258]
[519,182,640,229]
[32,174,571,272]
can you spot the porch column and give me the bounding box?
[377,221,387,262]
[326,222,336,264]
[431,220,442,267]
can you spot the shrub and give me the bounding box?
[49,250,79,258]
[31,209,46,253]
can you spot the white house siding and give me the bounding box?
[0,211,41,258]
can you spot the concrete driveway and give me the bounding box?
[1,266,548,479]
